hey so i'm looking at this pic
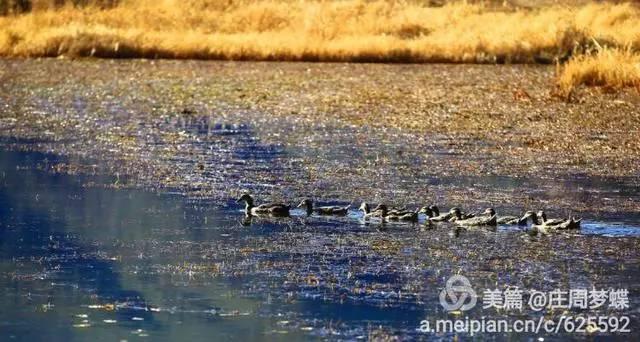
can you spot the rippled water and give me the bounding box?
[1,149,639,340]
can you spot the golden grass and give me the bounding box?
[1,1,640,91]
[0,1,639,61]
[557,47,640,95]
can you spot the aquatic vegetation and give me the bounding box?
[1,149,639,339]
[1,59,639,216]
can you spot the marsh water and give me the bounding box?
[1,60,640,340]
[1,147,639,341]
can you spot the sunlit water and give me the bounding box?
[1,149,640,340]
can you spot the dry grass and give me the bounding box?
[557,46,640,96]
[1,0,640,91]
[0,1,639,61]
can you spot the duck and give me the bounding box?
[372,204,409,216]
[529,217,578,235]
[529,218,568,236]
[453,208,497,226]
[418,206,436,219]
[447,207,476,222]
[297,199,349,216]
[528,223,550,236]
[372,204,420,222]
[429,207,457,222]
[521,210,540,225]
[385,208,421,222]
[236,194,290,217]
[557,217,582,230]
[537,211,565,226]
[359,202,385,218]
[482,208,534,225]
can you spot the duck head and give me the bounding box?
[520,210,538,224]
[483,208,496,216]
[537,210,548,222]
[236,194,254,207]
[429,205,440,217]
[359,202,371,214]
[373,204,388,216]
[297,198,313,208]
[419,206,434,217]
[297,198,313,214]
[449,207,462,219]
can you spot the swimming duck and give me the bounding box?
[453,208,497,226]
[528,223,549,236]
[483,208,534,225]
[530,216,577,235]
[447,207,476,222]
[418,206,436,219]
[429,207,458,222]
[530,217,580,236]
[370,204,420,222]
[372,204,409,216]
[297,199,349,216]
[236,194,290,217]
[557,217,582,230]
[359,202,385,218]
[537,210,567,226]
[380,205,420,222]
[521,210,540,225]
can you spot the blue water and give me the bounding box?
[1,149,639,341]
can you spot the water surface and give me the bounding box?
[1,149,639,340]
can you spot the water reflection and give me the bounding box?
[0,150,301,341]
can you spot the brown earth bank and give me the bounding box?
[0,59,639,215]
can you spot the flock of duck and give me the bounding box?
[236,194,581,235]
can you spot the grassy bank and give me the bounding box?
[1,0,639,91]
[557,47,640,96]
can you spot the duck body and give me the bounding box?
[429,207,456,222]
[557,217,582,230]
[237,194,290,217]
[448,212,476,222]
[442,207,471,222]
[430,213,452,222]
[372,204,409,216]
[529,224,550,236]
[386,208,419,222]
[485,208,534,225]
[497,216,522,225]
[531,217,581,235]
[446,207,477,222]
[537,211,565,226]
[360,202,385,218]
[418,206,435,219]
[250,203,290,216]
[298,199,349,216]
[456,214,497,227]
